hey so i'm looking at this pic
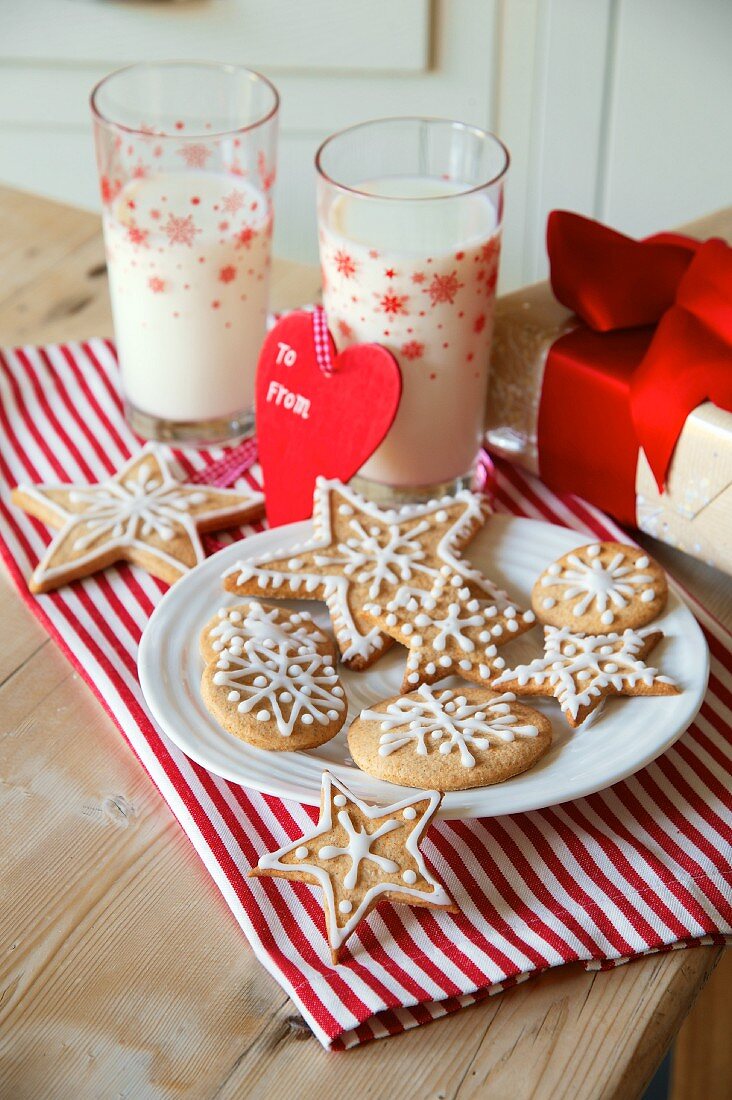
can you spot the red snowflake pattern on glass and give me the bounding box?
[218,265,237,284]
[478,238,499,265]
[177,144,213,169]
[257,150,276,192]
[400,340,425,360]
[236,226,256,250]
[376,292,409,317]
[423,270,464,306]
[474,313,486,334]
[100,176,121,206]
[221,189,246,215]
[337,318,353,339]
[127,223,149,247]
[163,213,200,247]
[334,250,357,278]
[148,276,166,293]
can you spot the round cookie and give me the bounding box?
[348,684,552,791]
[199,600,336,664]
[201,634,347,751]
[532,542,667,633]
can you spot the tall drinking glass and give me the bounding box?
[91,62,279,444]
[316,117,508,501]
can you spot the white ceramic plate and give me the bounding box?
[138,516,709,819]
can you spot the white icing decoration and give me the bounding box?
[212,636,344,736]
[493,625,677,722]
[224,477,493,664]
[294,846,309,859]
[402,870,417,884]
[318,812,401,887]
[209,601,326,653]
[68,458,208,552]
[256,774,451,952]
[539,546,656,622]
[362,685,539,768]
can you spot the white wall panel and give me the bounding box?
[600,0,732,236]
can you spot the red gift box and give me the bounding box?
[485,210,732,574]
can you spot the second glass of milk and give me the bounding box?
[316,118,508,500]
[91,63,279,445]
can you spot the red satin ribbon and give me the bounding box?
[538,211,732,524]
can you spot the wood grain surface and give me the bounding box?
[0,186,728,1100]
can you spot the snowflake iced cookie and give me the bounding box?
[201,618,347,751]
[348,684,551,791]
[222,476,494,671]
[492,625,679,727]
[199,600,336,665]
[533,542,667,634]
[12,445,264,593]
[250,772,456,963]
[363,575,535,692]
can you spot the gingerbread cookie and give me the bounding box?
[492,625,679,727]
[250,771,456,963]
[12,445,264,593]
[533,542,667,633]
[199,600,336,664]
[364,573,535,691]
[223,476,496,671]
[349,685,551,791]
[201,612,347,751]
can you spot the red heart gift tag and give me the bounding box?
[256,308,401,526]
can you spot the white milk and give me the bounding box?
[104,170,271,423]
[320,176,500,488]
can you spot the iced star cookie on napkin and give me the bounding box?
[532,541,667,633]
[12,444,264,592]
[222,476,498,671]
[492,625,679,727]
[200,601,346,751]
[348,684,551,791]
[250,772,457,964]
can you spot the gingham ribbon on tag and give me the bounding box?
[0,337,730,1051]
[312,305,334,376]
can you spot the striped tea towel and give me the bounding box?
[0,338,729,1050]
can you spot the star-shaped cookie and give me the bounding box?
[250,771,457,963]
[364,574,535,691]
[491,625,679,726]
[223,476,494,670]
[12,444,264,592]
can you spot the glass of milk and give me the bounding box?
[91,62,279,444]
[316,117,508,501]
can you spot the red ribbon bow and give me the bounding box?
[538,211,732,524]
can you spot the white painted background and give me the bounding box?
[0,0,730,291]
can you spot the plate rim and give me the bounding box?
[138,515,710,818]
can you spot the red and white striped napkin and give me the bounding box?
[1,338,730,1050]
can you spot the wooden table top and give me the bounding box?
[0,185,728,1100]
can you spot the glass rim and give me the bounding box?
[90,60,280,140]
[315,116,510,201]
